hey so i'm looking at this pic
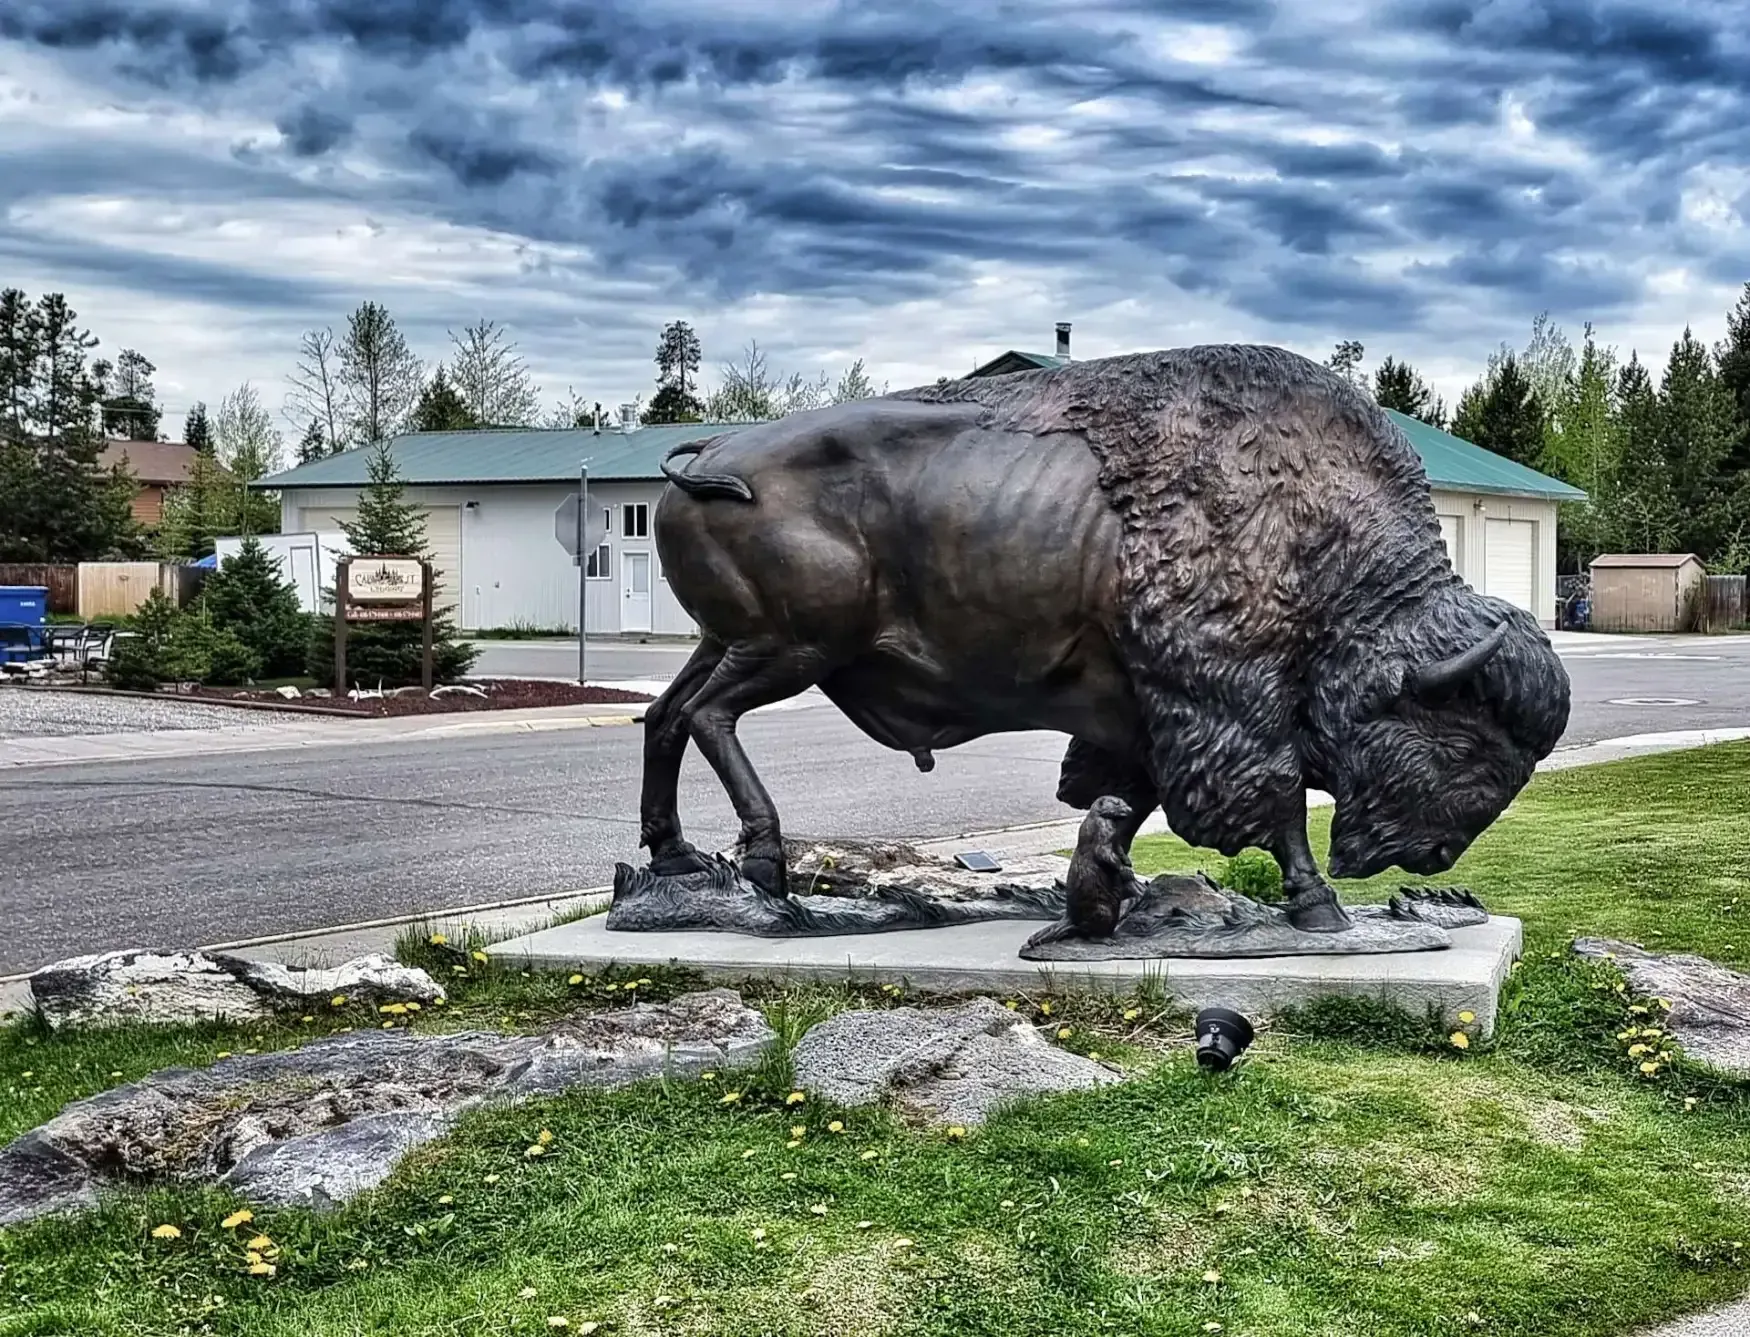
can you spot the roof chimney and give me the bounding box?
[1055,322,1072,359]
[618,403,638,433]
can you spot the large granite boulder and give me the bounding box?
[28,949,444,1030]
[791,997,1115,1126]
[0,989,773,1226]
[1573,938,1750,1078]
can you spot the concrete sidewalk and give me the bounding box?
[1,700,647,768]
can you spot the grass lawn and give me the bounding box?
[2,748,1748,1336]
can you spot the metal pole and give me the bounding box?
[577,460,589,686]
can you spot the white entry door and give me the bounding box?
[1484,518,1536,613]
[622,551,653,632]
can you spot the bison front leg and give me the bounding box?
[1270,791,1352,933]
[683,642,828,897]
[639,639,725,874]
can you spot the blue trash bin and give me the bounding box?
[0,587,47,627]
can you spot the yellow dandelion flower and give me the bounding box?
[1089,1052,1101,1061]
[603,982,618,991]
[781,1172,797,1182]
[742,1149,758,1159]
[1655,997,1672,1010]
[1076,1137,1090,1147]
[1449,1031,1470,1050]
[894,1237,914,1249]
[946,1126,967,1140]
[1617,1029,1638,1040]
[1123,1007,1140,1021]
[484,1174,501,1184]
[1039,1001,1053,1016]
[661,1243,678,1254]
[790,1124,807,1138]
[246,1251,263,1265]
[406,1002,421,1012]
[1205,1324,1224,1333]
[330,995,347,1006]
[151,1224,182,1240]
[472,950,490,963]
[382,1022,397,1030]
[1215,1202,1233,1213]
[1640,1061,1660,1075]
[810,1203,829,1216]
[568,974,584,986]
[786,1139,802,1148]
[220,1210,253,1230]
[215,1051,232,1059]
[580,1324,600,1335]
[1109,1158,1123,1167]
[538,1129,554,1145]
[1685,1096,1698,1110]
[429,933,447,945]
[701,1071,717,1082]
[526,1144,547,1158]
[437,1195,453,1205]
[1628,1004,1649,1015]
[248,1262,276,1277]
[785,1091,806,1105]
[1004,1000,1018,1010]
[546,1319,568,1330]
[638,977,651,986]
[1057,1027,1073,1040]
[453,965,468,974]
[518,1287,538,1299]
[300,1015,314,1023]
[1203,1269,1222,1284]
[720,1090,743,1105]
[245,1235,273,1251]
[1628,1044,1649,1057]
[434,996,445,1005]
[828,1120,844,1134]
[860,1150,879,1161]
[1457,1010,1475,1024]
[750,1227,766,1240]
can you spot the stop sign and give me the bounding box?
[555,492,609,558]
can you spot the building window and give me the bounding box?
[623,502,649,539]
[585,544,611,580]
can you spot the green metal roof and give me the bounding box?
[968,350,1070,378]
[252,422,748,489]
[1383,408,1586,502]
[252,404,1585,505]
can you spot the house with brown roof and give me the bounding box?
[96,440,202,527]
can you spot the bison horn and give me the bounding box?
[1409,620,1511,700]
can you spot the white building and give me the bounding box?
[255,421,736,635]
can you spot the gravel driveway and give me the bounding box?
[0,690,272,740]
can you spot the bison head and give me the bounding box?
[1309,589,1569,880]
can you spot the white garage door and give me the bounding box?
[1484,517,1535,613]
[301,505,462,610]
[1437,515,1460,570]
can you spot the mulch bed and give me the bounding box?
[185,678,654,717]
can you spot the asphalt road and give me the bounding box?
[2,633,1747,974]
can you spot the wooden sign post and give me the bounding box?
[334,556,433,696]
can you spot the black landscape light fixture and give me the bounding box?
[1194,1007,1255,1072]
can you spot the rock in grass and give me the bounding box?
[1573,938,1750,1077]
[28,949,444,1030]
[791,997,1114,1127]
[0,989,774,1225]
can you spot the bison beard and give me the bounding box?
[640,344,1569,943]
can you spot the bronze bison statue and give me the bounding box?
[637,345,1570,936]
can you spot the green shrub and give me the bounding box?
[103,636,160,691]
[200,537,311,677]
[1219,848,1284,903]
[201,626,262,686]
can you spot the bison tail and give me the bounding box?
[660,442,754,503]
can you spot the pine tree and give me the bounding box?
[306,442,477,687]
[100,348,161,440]
[1546,326,1619,566]
[644,320,705,422]
[1657,326,1735,556]
[411,366,477,431]
[1326,339,1365,385]
[1451,353,1544,469]
[1372,356,1445,427]
[184,402,213,455]
[0,288,40,441]
[201,536,311,677]
[1608,355,1679,552]
[296,418,327,465]
[1714,284,1750,503]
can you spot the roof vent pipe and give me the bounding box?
[1055,322,1071,359]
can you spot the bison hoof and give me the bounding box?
[740,854,788,899]
[649,840,713,878]
[1287,897,1352,933]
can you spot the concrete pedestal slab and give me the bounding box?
[493,913,1523,1034]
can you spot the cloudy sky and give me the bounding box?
[3,0,1747,443]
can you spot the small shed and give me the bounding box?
[1587,553,1707,632]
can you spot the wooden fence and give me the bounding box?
[0,564,78,614]
[75,562,205,618]
[1705,574,1747,631]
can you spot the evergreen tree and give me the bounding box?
[339,301,423,445]
[1656,326,1735,556]
[411,366,477,431]
[184,402,213,455]
[644,320,705,423]
[307,441,477,687]
[201,536,310,677]
[832,359,884,403]
[1372,356,1445,427]
[1326,339,1366,385]
[0,288,40,440]
[1450,353,1544,469]
[1714,283,1750,487]
[100,348,161,440]
[1608,355,1679,552]
[1546,326,1619,567]
[296,417,327,465]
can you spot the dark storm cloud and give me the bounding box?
[3,0,1747,345]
